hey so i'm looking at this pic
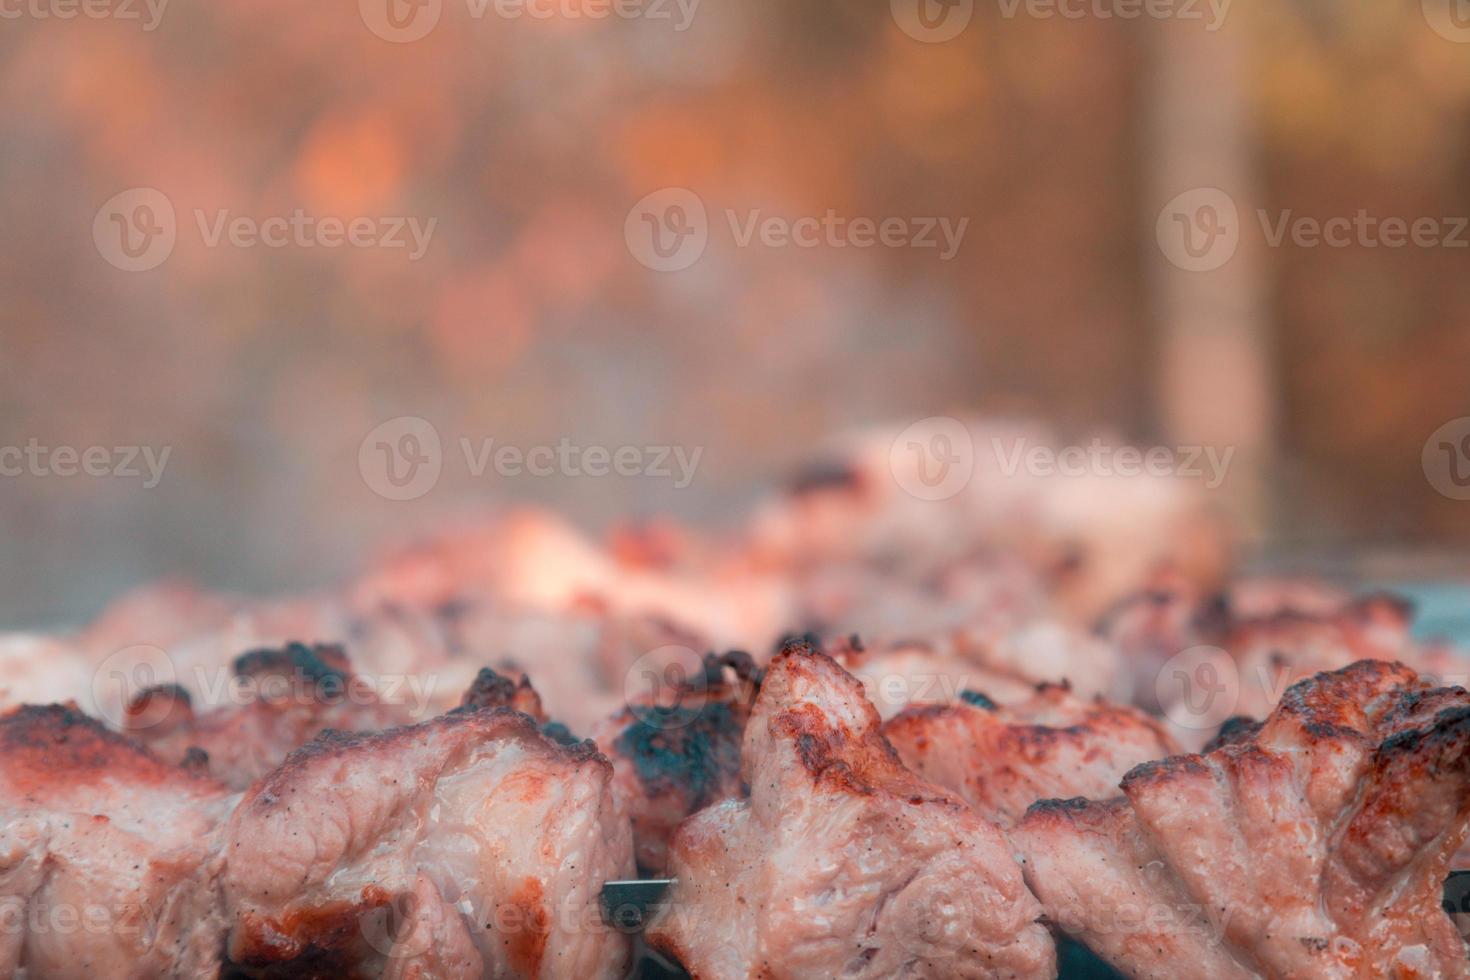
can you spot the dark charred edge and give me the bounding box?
[460,666,521,709]
[459,665,546,717]
[960,689,999,710]
[1272,659,1419,734]
[1120,753,1212,792]
[613,700,744,811]
[1376,686,1470,737]
[785,459,863,496]
[226,891,389,979]
[1025,796,1095,817]
[124,683,195,729]
[1203,715,1263,753]
[773,632,823,658]
[698,649,764,691]
[249,706,607,810]
[1376,704,1470,761]
[181,745,211,772]
[233,642,351,686]
[0,703,215,782]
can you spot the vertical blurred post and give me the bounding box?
[1147,13,1274,542]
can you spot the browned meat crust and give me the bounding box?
[883,682,1179,826]
[595,650,762,873]
[646,641,1056,978]
[1016,660,1470,979]
[0,704,234,979]
[223,704,633,980]
[123,643,411,790]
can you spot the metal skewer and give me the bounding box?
[600,878,675,932]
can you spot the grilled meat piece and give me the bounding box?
[123,643,410,790]
[593,651,761,873]
[646,642,1056,979]
[838,640,1037,720]
[883,682,1178,826]
[222,704,634,979]
[0,704,234,979]
[1015,660,1470,979]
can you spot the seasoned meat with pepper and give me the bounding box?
[123,643,412,790]
[0,704,234,979]
[1015,660,1470,979]
[883,682,1178,825]
[593,650,761,872]
[222,703,635,979]
[646,641,1056,979]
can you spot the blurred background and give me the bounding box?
[1,0,1468,627]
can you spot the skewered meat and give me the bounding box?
[883,682,1178,826]
[646,641,1056,978]
[836,639,1037,719]
[592,650,761,873]
[1015,660,1470,979]
[353,508,793,650]
[122,643,411,790]
[0,704,234,979]
[222,703,635,979]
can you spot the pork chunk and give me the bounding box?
[646,642,1056,979]
[1015,660,1470,979]
[884,682,1178,826]
[124,643,410,790]
[222,705,634,979]
[0,704,233,979]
